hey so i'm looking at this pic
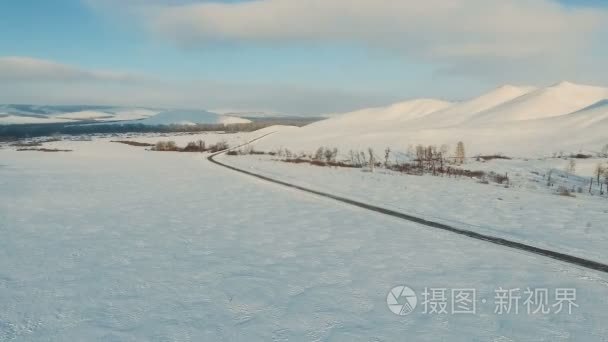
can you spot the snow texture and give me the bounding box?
[0,135,607,341]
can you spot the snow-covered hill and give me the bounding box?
[411,85,536,128]
[0,115,76,125]
[468,81,608,123]
[0,105,160,125]
[134,110,251,126]
[54,110,115,120]
[323,98,452,124]
[0,105,251,126]
[255,82,608,157]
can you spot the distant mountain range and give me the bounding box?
[0,105,251,126]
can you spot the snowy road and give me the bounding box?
[1,140,608,341]
[210,149,608,274]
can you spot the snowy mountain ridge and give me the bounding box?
[255,81,608,157]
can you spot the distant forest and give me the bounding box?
[0,117,323,141]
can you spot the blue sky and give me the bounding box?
[0,0,606,114]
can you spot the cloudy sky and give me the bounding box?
[0,0,607,115]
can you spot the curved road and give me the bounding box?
[209,133,608,274]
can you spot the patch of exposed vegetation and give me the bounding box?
[569,153,592,159]
[476,154,512,161]
[11,141,43,147]
[556,186,576,197]
[10,137,63,147]
[111,140,155,147]
[16,148,72,152]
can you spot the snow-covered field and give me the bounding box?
[221,153,608,264]
[1,133,608,341]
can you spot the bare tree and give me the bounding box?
[455,141,466,165]
[440,144,449,157]
[406,144,415,159]
[368,148,375,173]
[602,144,608,157]
[324,147,334,163]
[566,159,576,175]
[595,163,604,186]
[323,147,338,163]
[602,168,608,195]
[439,144,448,171]
[314,147,324,161]
[415,145,425,168]
[350,150,364,167]
[384,147,391,168]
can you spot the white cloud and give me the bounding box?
[0,56,395,114]
[80,1,608,97]
[147,0,605,59]
[0,56,146,84]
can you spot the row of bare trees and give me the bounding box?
[152,140,228,153]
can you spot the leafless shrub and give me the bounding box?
[487,172,509,184]
[208,141,229,153]
[556,186,576,197]
[181,140,206,152]
[153,141,178,151]
[324,147,338,163]
[284,148,293,159]
[314,147,325,161]
[570,153,592,159]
